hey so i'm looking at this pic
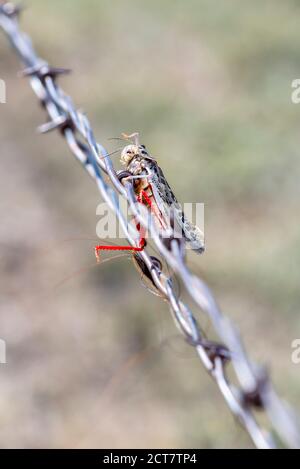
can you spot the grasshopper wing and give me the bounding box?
[147,162,205,254]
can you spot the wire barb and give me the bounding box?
[20,64,72,79]
[0,2,299,449]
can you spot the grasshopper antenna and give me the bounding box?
[96,147,123,162]
[107,137,129,143]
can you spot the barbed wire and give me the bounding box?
[0,2,299,449]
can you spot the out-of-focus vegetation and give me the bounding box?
[0,0,300,448]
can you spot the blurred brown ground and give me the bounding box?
[0,0,299,448]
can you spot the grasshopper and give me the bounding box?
[95,133,204,260]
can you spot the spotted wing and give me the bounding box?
[146,162,205,254]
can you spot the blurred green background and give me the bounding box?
[0,0,300,448]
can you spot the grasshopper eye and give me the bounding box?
[139,145,148,155]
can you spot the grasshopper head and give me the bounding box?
[120,144,150,166]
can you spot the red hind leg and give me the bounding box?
[94,243,145,263]
[94,223,146,263]
[137,190,153,209]
[94,190,150,262]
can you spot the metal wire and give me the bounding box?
[1,2,299,449]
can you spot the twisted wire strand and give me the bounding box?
[0,2,299,449]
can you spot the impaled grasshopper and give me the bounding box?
[95,133,204,260]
